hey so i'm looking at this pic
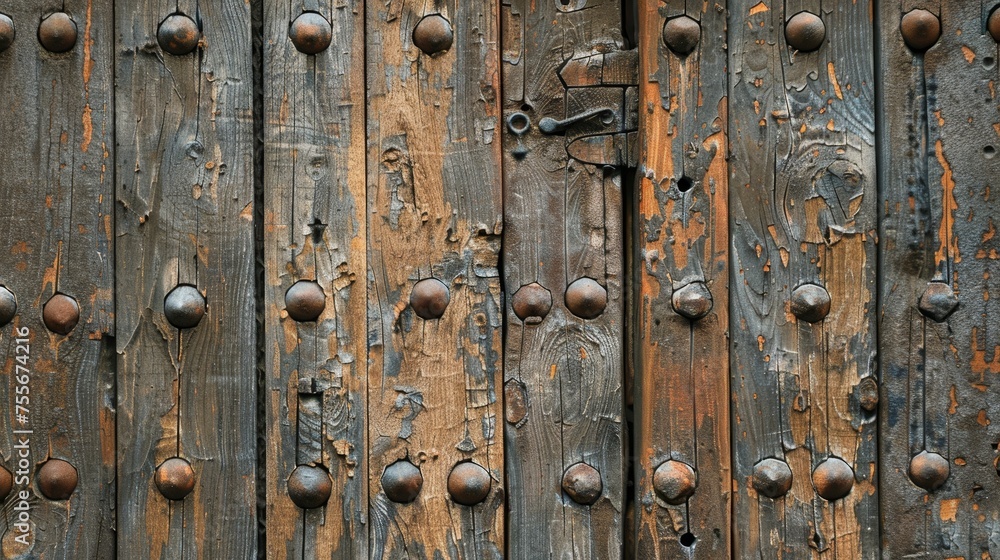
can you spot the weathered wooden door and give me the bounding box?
[0,0,998,558]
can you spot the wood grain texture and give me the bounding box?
[116,0,257,557]
[0,2,115,557]
[262,1,368,558]
[879,1,1000,556]
[729,0,879,557]
[366,1,504,558]
[633,1,730,557]
[502,0,626,557]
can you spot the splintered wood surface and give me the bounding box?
[633,1,730,558]
[365,1,504,558]
[116,0,257,558]
[879,1,1000,557]
[262,1,368,558]
[729,0,879,557]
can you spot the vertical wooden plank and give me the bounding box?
[116,0,256,557]
[729,0,879,557]
[263,0,368,557]
[634,1,729,557]
[879,1,1000,556]
[366,1,504,558]
[0,2,115,557]
[502,0,628,557]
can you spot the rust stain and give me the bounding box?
[961,46,975,64]
[81,104,93,153]
[827,63,844,100]
[935,140,960,268]
[940,498,960,522]
[749,1,769,15]
[948,385,958,414]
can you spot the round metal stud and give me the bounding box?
[812,457,854,501]
[288,465,333,509]
[381,460,422,503]
[909,450,949,492]
[918,282,958,323]
[0,14,15,53]
[653,460,697,505]
[42,293,79,335]
[562,462,603,505]
[37,459,78,500]
[412,14,453,56]
[155,457,196,501]
[672,282,713,320]
[285,280,326,322]
[447,462,491,506]
[0,286,16,328]
[164,285,206,329]
[900,9,940,53]
[565,278,607,320]
[157,14,200,56]
[662,15,700,56]
[512,283,552,323]
[752,458,793,499]
[785,11,826,52]
[410,278,450,320]
[990,7,1000,43]
[289,12,332,54]
[790,283,831,323]
[0,466,12,501]
[38,12,77,53]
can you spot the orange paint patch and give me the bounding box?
[978,410,991,426]
[81,104,93,153]
[749,2,769,15]
[827,63,844,100]
[939,499,960,522]
[948,385,958,414]
[962,46,976,64]
[935,140,960,268]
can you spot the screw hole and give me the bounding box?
[986,146,996,159]
[560,0,571,5]
[680,532,696,547]
[677,176,694,192]
[521,103,532,112]
[985,56,996,68]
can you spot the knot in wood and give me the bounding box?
[789,284,831,324]
[812,457,854,501]
[412,14,453,56]
[752,458,793,499]
[381,460,422,503]
[900,9,940,53]
[38,12,77,53]
[157,14,200,56]
[784,12,825,53]
[672,282,713,320]
[512,283,552,323]
[448,462,491,506]
[164,285,207,329]
[918,282,958,323]
[562,462,603,505]
[284,280,326,322]
[908,451,949,492]
[155,457,196,501]
[0,285,16,328]
[0,14,14,53]
[289,12,332,55]
[653,460,697,505]
[37,459,78,500]
[565,278,607,320]
[42,293,80,335]
[662,16,700,56]
[287,465,332,509]
[410,278,450,320]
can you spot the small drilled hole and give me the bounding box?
[677,176,694,192]
[680,533,696,547]
[984,57,995,68]
[521,103,532,112]
[985,146,996,159]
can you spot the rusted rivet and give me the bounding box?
[909,450,949,492]
[662,15,700,56]
[752,458,793,499]
[412,14,453,56]
[562,462,603,505]
[410,278,450,320]
[38,12,76,53]
[0,466,12,501]
[0,14,15,53]
[285,280,326,322]
[0,286,16,328]
[857,377,879,412]
[164,285,206,329]
[900,9,940,53]
[918,282,958,323]
[784,12,825,52]
[158,14,200,56]
[37,459,78,500]
[812,457,854,501]
[565,278,607,320]
[512,283,552,323]
[155,457,196,501]
[448,462,491,506]
[381,460,422,503]
[672,282,713,320]
[990,7,1000,43]
[653,460,697,505]
[42,293,79,335]
[288,465,333,509]
[790,283,831,323]
[289,12,332,54]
